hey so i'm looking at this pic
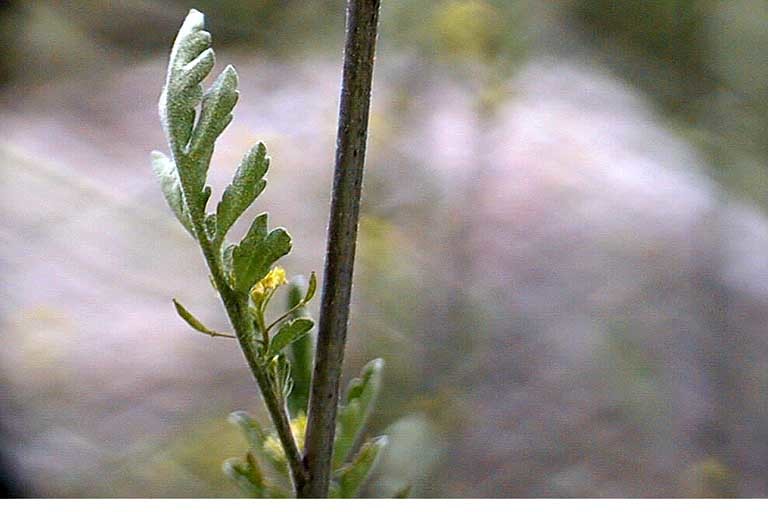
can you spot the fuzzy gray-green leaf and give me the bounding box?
[159,9,212,157]
[232,214,292,293]
[216,142,270,243]
[151,150,194,236]
[333,359,384,468]
[228,411,288,477]
[188,65,239,163]
[333,436,388,498]
[221,243,236,283]
[228,411,266,450]
[223,455,267,498]
[269,318,314,357]
[178,48,215,91]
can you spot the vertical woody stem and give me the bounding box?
[299,0,381,498]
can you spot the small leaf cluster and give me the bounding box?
[151,8,284,273]
[225,350,388,498]
[153,8,315,365]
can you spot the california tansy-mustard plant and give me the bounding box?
[153,8,387,498]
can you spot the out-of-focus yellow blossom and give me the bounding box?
[263,413,307,462]
[250,266,288,304]
[433,0,503,62]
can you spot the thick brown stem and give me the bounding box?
[299,0,381,498]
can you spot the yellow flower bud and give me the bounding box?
[263,413,307,461]
[249,266,288,304]
[262,266,287,289]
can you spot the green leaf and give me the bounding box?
[285,278,315,416]
[223,452,287,498]
[267,354,294,402]
[228,411,288,478]
[215,142,270,243]
[151,151,194,236]
[157,9,240,224]
[188,65,239,164]
[348,358,384,404]
[228,411,267,450]
[333,359,384,468]
[232,214,292,293]
[269,318,314,357]
[223,455,265,497]
[177,48,215,91]
[304,271,318,304]
[335,399,362,469]
[159,9,212,158]
[172,299,235,338]
[333,436,388,498]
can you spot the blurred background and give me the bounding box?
[1,0,768,498]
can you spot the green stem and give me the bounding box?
[266,300,306,332]
[255,302,271,352]
[190,216,307,494]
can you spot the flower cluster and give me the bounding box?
[250,266,288,305]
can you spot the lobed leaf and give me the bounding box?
[232,214,292,293]
[215,142,270,244]
[157,9,241,224]
[159,9,213,158]
[269,318,314,357]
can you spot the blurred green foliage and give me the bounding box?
[570,0,768,207]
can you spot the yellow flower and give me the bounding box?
[263,266,287,289]
[250,266,288,304]
[263,413,307,462]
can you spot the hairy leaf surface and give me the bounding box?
[269,318,314,357]
[232,214,292,293]
[333,359,384,468]
[216,142,270,243]
[151,151,194,236]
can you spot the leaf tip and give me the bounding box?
[221,64,239,87]
[227,410,250,427]
[176,9,206,43]
[372,435,389,449]
[367,358,385,373]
